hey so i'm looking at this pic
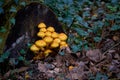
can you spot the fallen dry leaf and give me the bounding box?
[86,49,102,62]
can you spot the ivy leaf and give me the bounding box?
[74,28,89,37]
[20,49,26,55]
[105,14,115,20]
[59,51,65,56]
[0,1,4,6]
[110,24,120,31]
[71,45,80,53]
[95,72,108,80]
[0,26,6,33]
[9,6,17,13]
[1,51,10,59]
[84,45,89,50]
[20,1,26,6]
[14,0,19,4]
[27,43,32,48]
[0,58,4,63]
[0,7,4,14]
[9,17,15,25]
[18,56,24,61]
[94,37,102,42]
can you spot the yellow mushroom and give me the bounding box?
[60,41,67,45]
[69,66,74,71]
[35,40,46,47]
[50,42,59,48]
[44,49,52,57]
[51,32,58,38]
[60,41,68,48]
[53,38,61,43]
[30,44,39,52]
[39,28,47,32]
[47,26,55,32]
[60,44,68,48]
[38,22,46,28]
[58,33,67,41]
[45,31,52,37]
[43,36,53,43]
[37,31,45,38]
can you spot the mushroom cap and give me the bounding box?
[58,33,67,41]
[60,41,67,45]
[50,42,59,48]
[44,49,52,54]
[45,31,52,37]
[60,43,68,48]
[35,40,46,47]
[37,31,45,38]
[30,44,39,52]
[43,36,53,43]
[39,28,47,32]
[38,22,46,28]
[51,32,58,38]
[53,38,61,43]
[47,26,55,32]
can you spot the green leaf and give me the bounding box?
[0,7,4,14]
[110,25,120,31]
[27,43,32,48]
[94,37,101,42]
[59,51,65,56]
[84,45,89,50]
[1,51,10,59]
[14,0,19,4]
[9,6,17,13]
[0,1,4,6]
[71,45,80,53]
[20,49,26,55]
[105,14,116,20]
[9,17,15,25]
[0,26,6,33]
[20,1,26,6]
[74,28,89,37]
[49,77,54,80]
[0,58,4,63]
[18,56,24,61]
[95,72,108,80]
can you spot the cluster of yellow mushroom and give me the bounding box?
[30,22,68,60]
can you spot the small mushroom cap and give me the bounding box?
[45,31,52,37]
[37,31,45,38]
[58,33,67,41]
[44,49,52,54]
[60,41,67,45]
[53,38,61,43]
[38,22,46,28]
[60,44,68,48]
[51,32,58,38]
[39,28,47,32]
[30,44,39,52]
[44,49,52,57]
[43,36,53,43]
[51,42,59,48]
[47,26,55,32]
[35,40,46,47]
[69,66,74,71]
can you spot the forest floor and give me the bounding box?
[2,31,120,80]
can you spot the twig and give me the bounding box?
[103,41,120,55]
